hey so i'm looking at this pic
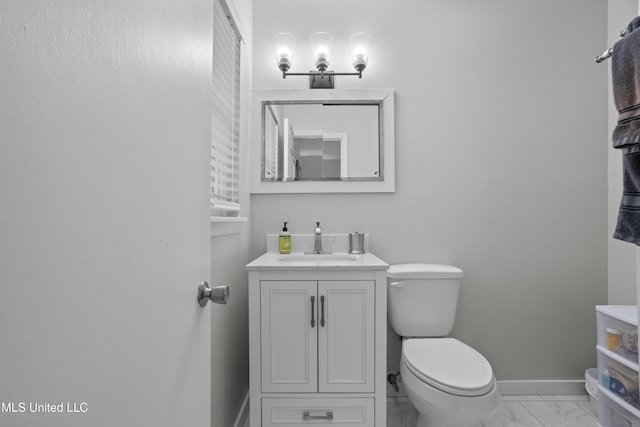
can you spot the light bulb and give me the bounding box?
[349,32,372,73]
[273,33,296,74]
[310,32,333,72]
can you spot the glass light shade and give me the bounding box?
[309,32,333,72]
[349,32,372,72]
[274,33,296,73]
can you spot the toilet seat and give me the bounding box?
[402,338,494,397]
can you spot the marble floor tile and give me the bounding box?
[518,400,598,427]
[387,395,599,427]
[482,401,545,427]
[387,398,418,427]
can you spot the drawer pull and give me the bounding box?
[310,296,315,328]
[303,411,333,421]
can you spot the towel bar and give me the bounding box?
[595,48,613,63]
[595,28,628,63]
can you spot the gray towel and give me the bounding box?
[612,21,640,153]
[614,152,640,245]
[627,16,640,34]
[613,17,640,245]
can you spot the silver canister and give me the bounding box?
[349,231,365,254]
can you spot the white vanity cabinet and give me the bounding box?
[261,280,375,393]
[247,251,388,427]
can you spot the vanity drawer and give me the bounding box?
[262,397,374,426]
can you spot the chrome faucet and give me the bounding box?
[313,221,323,254]
[311,221,331,254]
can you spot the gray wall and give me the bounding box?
[210,0,253,426]
[211,233,251,426]
[250,0,609,381]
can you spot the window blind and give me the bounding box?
[211,0,241,214]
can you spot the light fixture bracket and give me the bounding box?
[282,70,363,89]
[310,71,334,89]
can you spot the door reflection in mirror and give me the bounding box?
[262,102,381,181]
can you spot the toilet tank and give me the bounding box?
[387,263,463,337]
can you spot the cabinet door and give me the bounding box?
[261,281,318,393]
[318,281,375,392]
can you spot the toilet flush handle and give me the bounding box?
[389,281,406,288]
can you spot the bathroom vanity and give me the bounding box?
[246,235,388,427]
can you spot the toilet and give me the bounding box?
[387,263,500,427]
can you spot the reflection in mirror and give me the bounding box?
[251,89,394,194]
[262,102,381,182]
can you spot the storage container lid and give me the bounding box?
[596,305,638,326]
[402,338,493,396]
[387,263,463,279]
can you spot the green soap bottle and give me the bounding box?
[279,222,291,254]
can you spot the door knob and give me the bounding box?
[197,282,230,307]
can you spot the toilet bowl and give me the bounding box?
[387,263,500,427]
[401,338,499,427]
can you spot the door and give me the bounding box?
[0,1,213,426]
[318,281,375,392]
[261,281,318,393]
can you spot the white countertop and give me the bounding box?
[246,251,389,271]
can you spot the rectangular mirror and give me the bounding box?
[251,89,394,194]
[264,102,380,181]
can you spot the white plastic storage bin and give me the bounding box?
[597,306,639,365]
[598,347,640,410]
[598,384,640,427]
[596,306,640,427]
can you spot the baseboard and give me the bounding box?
[387,379,587,399]
[497,380,587,396]
[233,392,250,427]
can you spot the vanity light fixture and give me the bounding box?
[274,32,372,89]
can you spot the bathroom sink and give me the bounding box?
[245,249,387,271]
[277,254,359,262]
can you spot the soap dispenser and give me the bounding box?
[279,222,291,254]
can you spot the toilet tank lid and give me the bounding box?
[387,263,463,279]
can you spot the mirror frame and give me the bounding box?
[250,89,395,194]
